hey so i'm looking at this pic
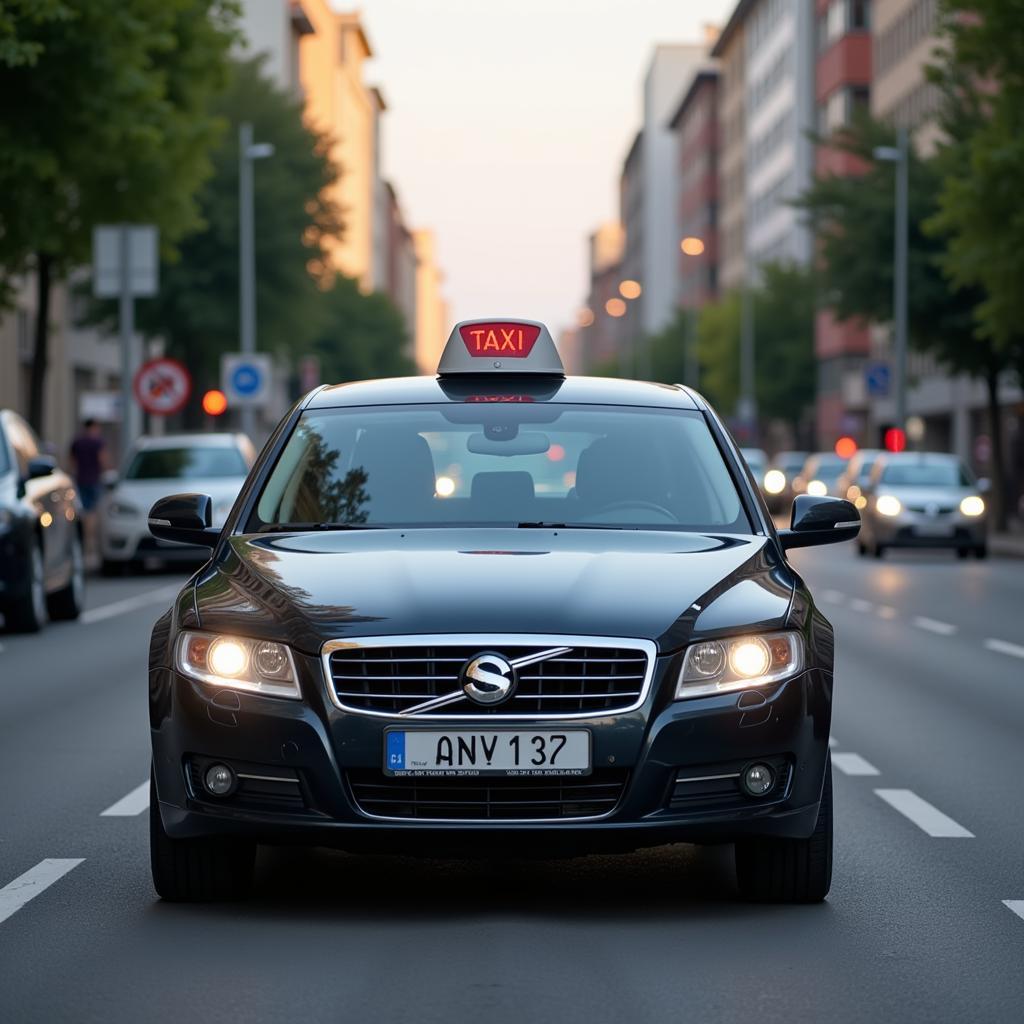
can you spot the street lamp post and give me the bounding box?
[873,127,909,436]
[738,282,757,441]
[238,122,274,440]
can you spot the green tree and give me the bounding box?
[116,56,345,406]
[640,263,816,441]
[309,276,415,386]
[0,0,239,431]
[796,112,1014,526]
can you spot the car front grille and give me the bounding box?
[324,636,654,719]
[903,502,956,515]
[347,768,629,820]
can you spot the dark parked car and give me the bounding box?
[0,410,84,632]
[147,320,860,905]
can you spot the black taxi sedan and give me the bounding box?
[147,320,859,904]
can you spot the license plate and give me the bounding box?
[914,523,954,537]
[384,729,591,777]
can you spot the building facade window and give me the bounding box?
[818,0,871,52]
[874,0,936,78]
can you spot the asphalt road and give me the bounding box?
[1,547,1023,1023]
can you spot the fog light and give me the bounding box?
[742,763,774,797]
[204,763,235,796]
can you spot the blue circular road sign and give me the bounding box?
[231,363,263,396]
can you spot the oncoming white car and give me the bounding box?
[100,433,254,574]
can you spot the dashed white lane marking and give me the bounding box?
[1003,900,1024,923]
[849,598,873,613]
[821,589,845,604]
[100,780,150,817]
[875,789,974,838]
[0,859,84,925]
[984,638,1024,660]
[911,616,958,636]
[877,605,898,620]
[832,753,880,776]
[80,584,179,626]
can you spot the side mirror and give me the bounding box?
[26,455,58,480]
[148,493,220,548]
[779,494,860,551]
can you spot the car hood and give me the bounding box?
[191,529,795,655]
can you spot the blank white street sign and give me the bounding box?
[92,225,159,298]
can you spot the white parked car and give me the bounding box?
[100,433,255,573]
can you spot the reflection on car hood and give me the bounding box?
[191,529,795,654]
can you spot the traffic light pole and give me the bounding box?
[893,127,909,436]
[118,225,138,450]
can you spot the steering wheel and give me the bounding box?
[594,499,676,522]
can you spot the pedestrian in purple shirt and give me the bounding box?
[69,418,108,563]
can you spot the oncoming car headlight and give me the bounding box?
[675,632,804,699]
[876,494,902,517]
[959,495,984,517]
[176,631,301,699]
[763,469,786,495]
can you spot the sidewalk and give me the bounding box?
[990,532,1024,559]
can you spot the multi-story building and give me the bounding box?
[814,0,873,444]
[235,0,314,97]
[576,221,626,373]
[670,67,721,311]
[713,12,748,292]
[412,230,447,374]
[617,132,644,368]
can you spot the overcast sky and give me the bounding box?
[345,0,734,336]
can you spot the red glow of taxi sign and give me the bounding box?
[834,436,857,459]
[884,427,907,453]
[464,395,535,403]
[459,322,542,358]
[202,389,228,416]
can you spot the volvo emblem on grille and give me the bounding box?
[461,652,515,705]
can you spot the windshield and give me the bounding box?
[809,459,847,483]
[880,461,971,487]
[125,446,248,480]
[253,404,749,532]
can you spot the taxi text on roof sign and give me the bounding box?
[437,318,565,377]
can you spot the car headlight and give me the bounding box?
[806,479,827,497]
[763,470,786,494]
[107,500,141,518]
[876,494,902,517]
[960,495,985,517]
[176,631,301,699]
[675,631,804,699]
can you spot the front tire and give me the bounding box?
[48,532,84,620]
[973,544,988,560]
[150,773,256,901]
[735,756,833,904]
[5,542,48,633]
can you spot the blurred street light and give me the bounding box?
[873,128,909,436]
[239,122,275,440]
[681,236,705,256]
[577,307,595,327]
[619,279,642,300]
[605,297,626,318]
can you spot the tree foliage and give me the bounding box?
[638,262,816,437]
[927,0,1024,353]
[0,0,239,428]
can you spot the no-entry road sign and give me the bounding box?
[133,357,192,416]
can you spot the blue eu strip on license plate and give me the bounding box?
[386,731,406,771]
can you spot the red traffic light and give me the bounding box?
[884,427,907,453]
[834,436,857,459]
[202,389,228,416]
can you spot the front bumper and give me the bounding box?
[869,510,986,548]
[151,652,832,852]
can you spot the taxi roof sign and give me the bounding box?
[437,318,565,376]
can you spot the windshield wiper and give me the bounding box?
[257,522,380,533]
[516,521,625,530]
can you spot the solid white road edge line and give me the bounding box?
[0,859,85,926]
[100,780,150,817]
[1003,900,1024,923]
[984,638,1024,660]
[80,584,180,626]
[832,753,880,776]
[911,616,958,636]
[874,789,974,838]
